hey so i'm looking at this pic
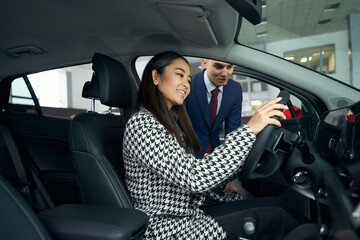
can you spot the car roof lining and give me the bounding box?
[0,0,239,79]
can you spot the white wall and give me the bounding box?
[63,64,109,112]
[266,31,351,85]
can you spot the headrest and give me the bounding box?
[92,53,133,108]
[82,73,99,99]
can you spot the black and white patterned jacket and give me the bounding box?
[123,108,256,239]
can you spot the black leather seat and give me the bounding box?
[82,73,100,112]
[0,175,52,240]
[0,174,149,240]
[69,53,136,208]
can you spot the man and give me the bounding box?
[186,59,243,197]
[186,59,243,158]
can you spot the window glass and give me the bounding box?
[28,70,68,108]
[238,0,359,89]
[9,77,34,105]
[8,77,37,114]
[8,64,111,118]
[232,74,277,116]
[232,72,303,118]
[284,45,335,74]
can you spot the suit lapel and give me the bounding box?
[194,72,211,129]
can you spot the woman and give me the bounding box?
[123,51,290,239]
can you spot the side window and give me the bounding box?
[28,70,69,109]
[8,77,37,114]
[231,72,314,139]
[7,64,110,119]
[232,73,305,119]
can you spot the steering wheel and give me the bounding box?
[240,90,290,181]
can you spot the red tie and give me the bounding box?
[204,88,220,154]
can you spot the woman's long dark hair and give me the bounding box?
[135,51,200,155]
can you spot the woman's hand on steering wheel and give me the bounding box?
[246,97,287,135]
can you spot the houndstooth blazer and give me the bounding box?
[123,108,256,239]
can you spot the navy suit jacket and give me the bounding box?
[186,70,243,158]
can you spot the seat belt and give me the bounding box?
[0,124,33,205]
[0,124,54,209]
[30,168,55,208]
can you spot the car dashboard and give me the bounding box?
[312,100,360,238]
[262,100,360,239]
[315,101,359,164]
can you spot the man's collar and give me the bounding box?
[203,70,223,93]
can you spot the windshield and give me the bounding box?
[238,0,360,91]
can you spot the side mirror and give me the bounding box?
[226,0,262,25]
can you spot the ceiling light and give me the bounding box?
[324,3,340,12]
[300,57,307,63]
[251,100,263,106]
[323,8,335,13]
[309,57,312,61]
[258,18,267,25]
[285,57,294,60]
[262,1,266,8]
[256,32,268,37]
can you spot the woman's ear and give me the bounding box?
[152,70,159,85]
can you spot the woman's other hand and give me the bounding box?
[246,97,287,135]
[221,182,238,193]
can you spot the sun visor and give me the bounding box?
[157,3,218,47]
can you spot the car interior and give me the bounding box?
[0,53,149,239]
[69,53,135,208]
[1,0,360,239]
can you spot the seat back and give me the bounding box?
[0,175,52,240]
[69,53,135,208]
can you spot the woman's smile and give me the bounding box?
[155,58,191,109]
[176,89,187,97]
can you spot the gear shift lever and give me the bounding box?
[242,212,258,237]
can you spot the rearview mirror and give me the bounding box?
[226,0,262,25]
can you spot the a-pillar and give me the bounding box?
[349,12,360,88]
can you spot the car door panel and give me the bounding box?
[0,112,80,205]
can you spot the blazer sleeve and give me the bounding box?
[123,110,256,194]
[225,81,243,135]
